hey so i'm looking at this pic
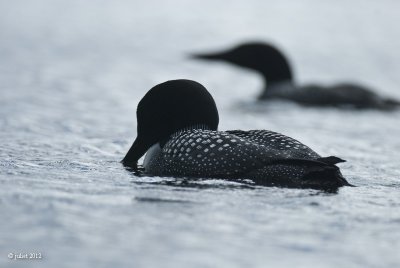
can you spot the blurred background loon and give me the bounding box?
[193,42,400,110]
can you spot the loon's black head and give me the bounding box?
[122,79,219,168]
[192,42,293,84]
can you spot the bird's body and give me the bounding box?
[142,128,348,190]
[123,79,352,191]
[262,81,400,109]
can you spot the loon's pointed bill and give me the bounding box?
[192,42,400,110]
[191,51,230,61]
[123,79,353,191]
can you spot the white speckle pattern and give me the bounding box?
[226,130,319,159]
[144,129,345,189]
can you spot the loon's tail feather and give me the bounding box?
[316,156,346,165]
[266,156,353,191]
[303,165,354,189]
[383,98,400,109]
[269,156,345,167]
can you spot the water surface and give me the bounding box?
[1,1,400,267]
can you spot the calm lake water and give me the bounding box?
[1,1,400,267]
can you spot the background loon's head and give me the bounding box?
[122,79,219,168]
[192,42,293,84]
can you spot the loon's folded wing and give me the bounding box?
[160,130,332,176]
[158,130,351,190]
[226,130,320,159]
[159,130,290,177]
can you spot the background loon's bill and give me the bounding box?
[192,42,400,110]
[123,79,353,191]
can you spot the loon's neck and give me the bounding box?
[258,80,296,100]
[143,143,161,169]
[170,124,213,138]
[144,124,213,169]
[158,124,213,146]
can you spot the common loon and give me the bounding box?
[192,42,400,110]
[122,79,352,191]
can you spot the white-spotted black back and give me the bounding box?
[145,129,317,175]
[145,129,280,176]
[143,129,348,190]
[226,130,320,159]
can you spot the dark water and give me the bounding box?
[1,1,400,267]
